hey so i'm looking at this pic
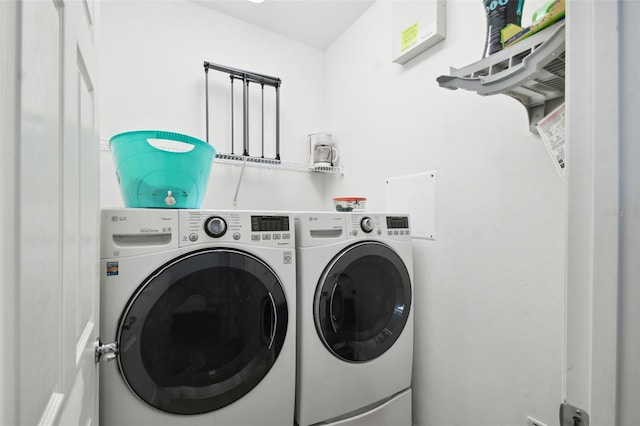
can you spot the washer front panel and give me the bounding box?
[116,248,288,415]
[313,241,412,362]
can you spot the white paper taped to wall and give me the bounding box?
[385,171,437,240]
[537,103,566,181]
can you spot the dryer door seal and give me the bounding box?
[114,248,288,415]
[314,241,412,362]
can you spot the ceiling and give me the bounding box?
[192,0,375,50]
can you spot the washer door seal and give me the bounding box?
[116,248,288,415]
[314,241,411,362]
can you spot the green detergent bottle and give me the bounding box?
[482,0,525,57]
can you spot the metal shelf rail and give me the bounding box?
[204,61,282,161]
[203,62,343,175]
[214,153,343,174]
[436,21,565,133]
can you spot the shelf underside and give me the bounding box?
[437,21,566,133]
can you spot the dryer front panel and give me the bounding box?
[314,241,412,362]
[115,248,288,415]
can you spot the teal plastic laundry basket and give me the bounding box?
[109,130,216,209]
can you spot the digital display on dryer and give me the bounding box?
[251,216,290,232]
[386,216,409,229]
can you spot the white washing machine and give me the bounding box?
[294,212,414,426]
[98,208,296,426]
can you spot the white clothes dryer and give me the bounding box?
[98,208,296,426]
[294,212,414,426]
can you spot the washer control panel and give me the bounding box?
[204,216,227,238]
[179,210,294,248]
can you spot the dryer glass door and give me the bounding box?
[314,241,412,362]
[115,248,288,415]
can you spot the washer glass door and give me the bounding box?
[314,241,412,362]
[116,248,288,415]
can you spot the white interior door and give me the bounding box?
[0,1,100,425]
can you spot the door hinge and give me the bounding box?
[560,402,589,426]
[94,338,118,363]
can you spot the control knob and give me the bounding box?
[360,217,374,233]
[204,216,227,238]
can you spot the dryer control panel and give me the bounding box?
[345,213,411,241]
[295,212,411,247]
[179,210,294,248]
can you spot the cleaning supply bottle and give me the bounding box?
[482,0,525,57]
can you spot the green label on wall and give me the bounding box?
[401,22,419,52]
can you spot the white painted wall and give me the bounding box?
[99,0,329,211]
[324,1,565,425]
[99,1,567,425]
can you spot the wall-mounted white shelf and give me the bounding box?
[436,20,565,133]
[99,140,343,175]
[392,0,446,65]
[214,153,343,174]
